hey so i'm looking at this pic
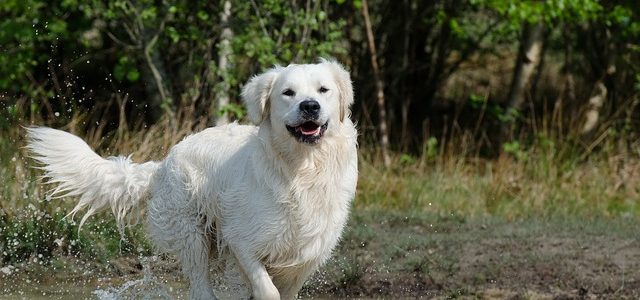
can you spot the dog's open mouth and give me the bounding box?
[286,121,328,144]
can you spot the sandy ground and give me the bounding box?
[1,211,639,299]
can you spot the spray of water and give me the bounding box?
[93,256,174,300]
[92,253,251,300]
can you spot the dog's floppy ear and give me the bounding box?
[241,67,282,124]
[322,58,354,122]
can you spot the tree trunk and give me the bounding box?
[361,0,391,167]
[213,0,233,126]
[581,81,607,134]
[581,27,616,136]
[400,0,411,150]
[503,22,545,132]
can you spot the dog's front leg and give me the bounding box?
[231,246,280,300]
[277,272,311,299]
[272,262,318,300]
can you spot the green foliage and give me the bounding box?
[0,0,86,96]
[468,93,515,123]
[0,0,348,125]
[1,0,639,151]
[472,0,603,25]
[0,203,151,264]
[218,103,245,120]
[502,141,527,161]
[231,0,346,67]
[399,153,415,165]
[113,56,140,82]
[424,137,439,162]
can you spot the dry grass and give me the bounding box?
[356,141,640,219]
[1,112,639,264]
[4,112,640,219]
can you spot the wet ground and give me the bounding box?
[0,256,188,299]
[1,211,639,299]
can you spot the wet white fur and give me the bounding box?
[26,59,358,300]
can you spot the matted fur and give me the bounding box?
[26,59,358,300]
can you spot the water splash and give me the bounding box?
[93,256,174,300]
[92,254,252,299]
[210,253,251,299]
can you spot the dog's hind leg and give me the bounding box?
[147,195,217,300]
[153,219,217,299]
[179,228,217,300]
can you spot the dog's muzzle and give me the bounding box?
[286,99,328,144]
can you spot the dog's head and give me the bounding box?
[241,59,353,145]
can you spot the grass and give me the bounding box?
[0,112,639,297]
[356,140,640,219]
[0,112,640,262]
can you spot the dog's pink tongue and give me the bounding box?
[301,127,320,136]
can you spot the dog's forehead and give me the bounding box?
[277,64,333,87]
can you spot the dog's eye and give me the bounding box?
[282,89,295,97]
[318,86,329,94]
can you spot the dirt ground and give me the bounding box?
[1,211,639,299]
[303,211,640,299]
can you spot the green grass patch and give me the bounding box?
[356,149,640,219]
[0,207,152,264]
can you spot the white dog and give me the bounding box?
[26,59,358,300]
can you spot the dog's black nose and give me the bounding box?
[300,100,321,117]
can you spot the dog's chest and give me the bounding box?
[263,176,350,268]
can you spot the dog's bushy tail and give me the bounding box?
[25,127,160,231]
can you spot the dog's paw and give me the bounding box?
[252,282,280,300]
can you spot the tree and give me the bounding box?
[505,22,545,121]
[361,0,390,167]
[213,0,233,126]
[503,21,545,137]
[2,0,640,152]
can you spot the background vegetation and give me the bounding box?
[1,0,640,293]
[1,0,639,151]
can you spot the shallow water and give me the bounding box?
[0,257,190,300]
[1,275,190,300]
[0,254,260,300]
[93,258,182,300]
